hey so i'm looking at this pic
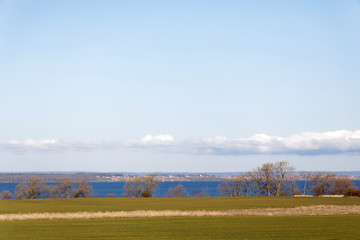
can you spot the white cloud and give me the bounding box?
[185,130,360,155]
[4,139,66,152]
[1,139,122,153]
[1,130,360,156]
[126,134,175,147]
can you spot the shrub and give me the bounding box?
[107,193,115,197]
[141,191,152,197]
[292,189,301,196]
[0,190,13,199]
[344,185,360,197]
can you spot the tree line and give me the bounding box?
[0,175,188,199]
[217,161,360,197]
[1,161,359,199]
[112,162,360,198]
[0,177,92,200]
[122,176,191,197]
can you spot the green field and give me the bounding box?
[1,196,359,214]
[1,215,360,240]
[1,197,360,239]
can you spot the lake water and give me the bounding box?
[1,180,359,198]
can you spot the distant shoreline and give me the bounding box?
[0,171,360,183]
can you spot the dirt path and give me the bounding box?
[1,205,359,221]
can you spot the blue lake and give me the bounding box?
[0,181,219,198]
[1,180,359,198]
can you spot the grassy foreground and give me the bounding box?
[1,215,360,239]
[0,196,359,214]
[1,197,360,239]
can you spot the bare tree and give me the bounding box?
[123,177,143,197]
[310,172,336,196]
[300,171,312,195]
[73,179,92,198]
[0,191,13,200]
[15,177,50,199]
[123,175,160,197]
[246,161,295,196]
[225,161,297,197]
[165,184,188,197]
[142,175,160,197]
[217,178,234,197]
[273,161,295,196]
[240,175,252,196]
[52,177,74,198]
[330,176,353,195]
[217,175,246,197]
[289,174,300,196]
[306,172,354,196]
[246,170,266,196]
[250,163,276,196]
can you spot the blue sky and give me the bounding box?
[0,0,359,172]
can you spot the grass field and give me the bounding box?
[1,196,359,214]
[1,197,360,239]
[1,215,360,239]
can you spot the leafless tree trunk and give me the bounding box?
[273,161,295,196]
[300,171,312,195]
[255,163,275,196]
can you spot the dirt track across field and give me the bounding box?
[1,205,359,221]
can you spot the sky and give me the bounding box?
[0,0,359,172]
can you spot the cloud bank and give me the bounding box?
[184,130,360,155]
[2,139,122,153]
[1,130,360,156]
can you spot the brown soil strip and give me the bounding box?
[1,205,359,221]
